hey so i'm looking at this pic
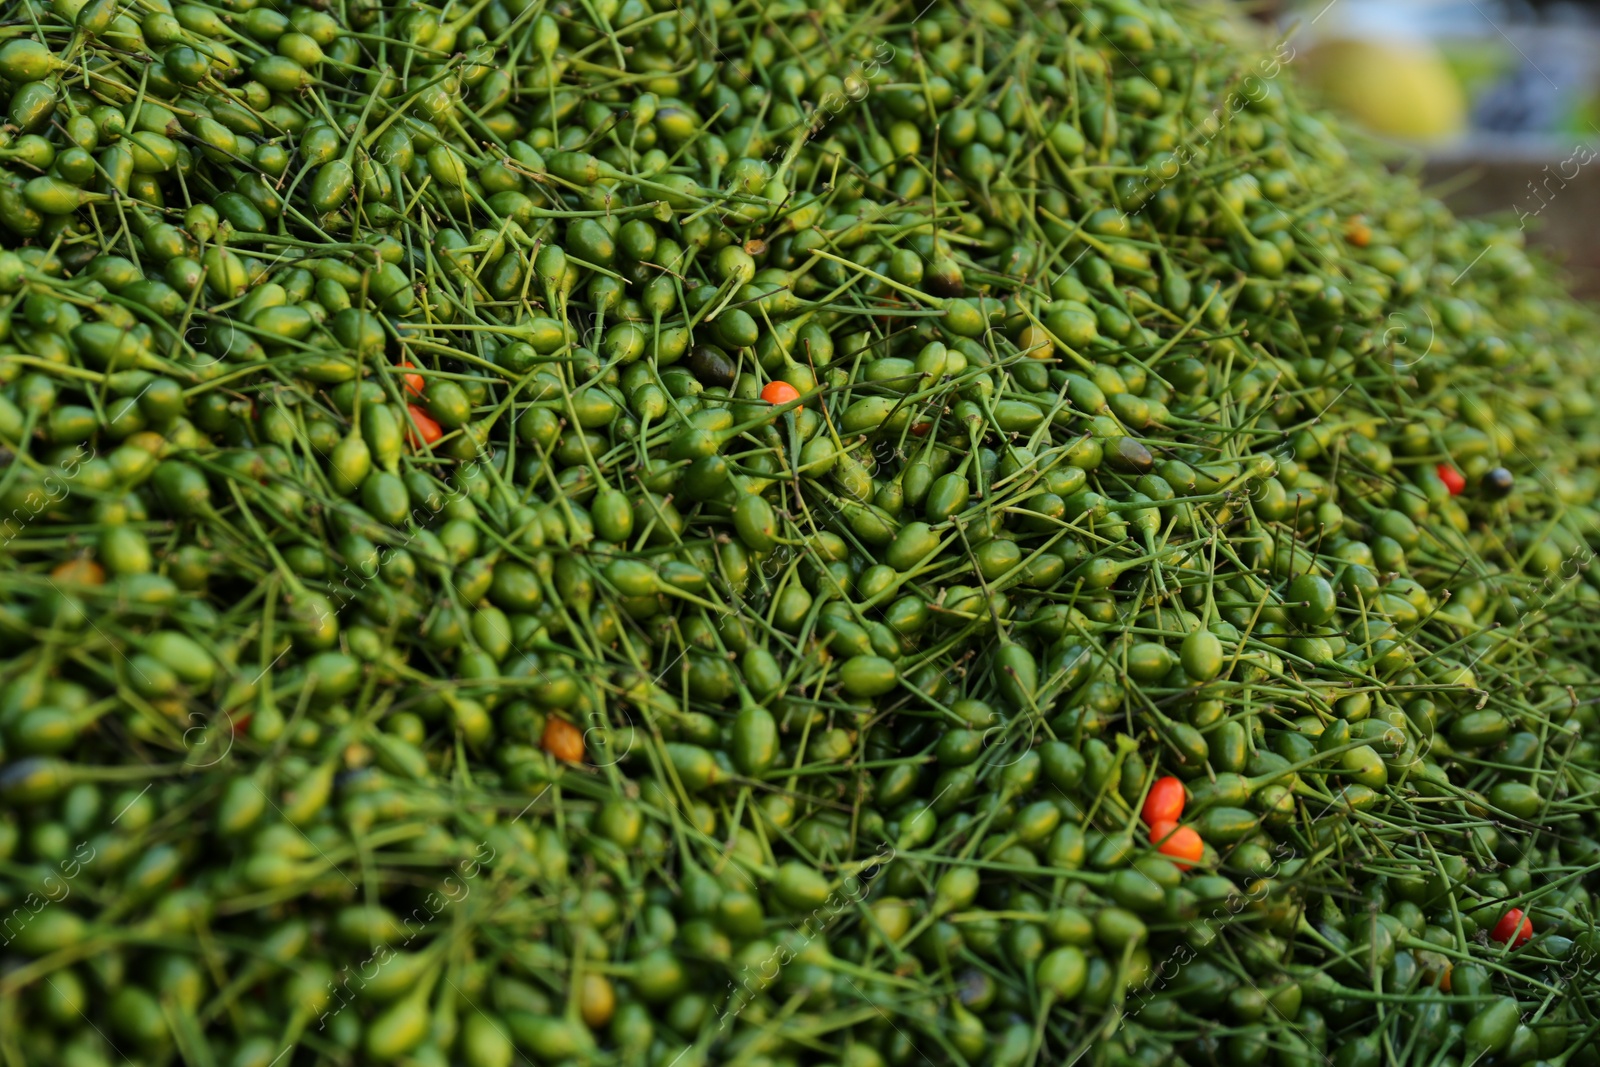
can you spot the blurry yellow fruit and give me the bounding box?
[1305,38,1467,141]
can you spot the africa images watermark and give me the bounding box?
[713,842,895,1030]
[1514,142,1598,231]
[1141,41,1299,203]
[1119,838,1298,1028]
[0,443,97,547]
[0,841,97,949]
[314,840,498,1029]
[1051,37,1298,264]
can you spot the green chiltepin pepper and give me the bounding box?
[1181,629,1224,681]
[0,0,1595,1060]
[328,431,372,495]
[0,40,59,82]
[731,705,778,776]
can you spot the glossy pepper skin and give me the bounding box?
[1148,820,1204,869]
[0,0,1598,1063]
[761,380,801,406]
[1490,908,1533,948]
[1142,775,1186,826]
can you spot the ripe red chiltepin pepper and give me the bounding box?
[398,361,425,397]
[1143,775,1185,825]
[542,717,585,763]
[1436,463,1466,496]
[406,404,443,445]
[1149,820,1204,869]
[761,381,800,405]
[1491,908,1533,948]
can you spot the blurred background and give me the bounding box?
[1266,0,1600,294]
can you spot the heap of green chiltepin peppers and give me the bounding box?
[2,0,1600,1064]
